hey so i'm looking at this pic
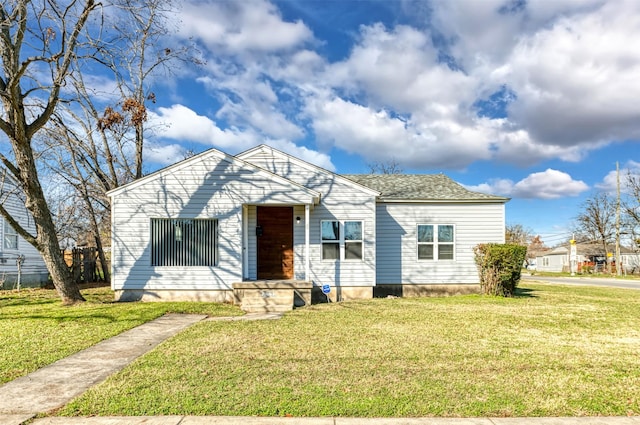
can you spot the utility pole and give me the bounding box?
[615,161,622,276]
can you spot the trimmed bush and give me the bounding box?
[474,243,527,297]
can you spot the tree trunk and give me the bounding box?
[15,147,85,304]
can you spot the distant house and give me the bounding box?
[620,251,640,274]
[536,247,570,272]
[0,173,49,289]
[108,145,508,305]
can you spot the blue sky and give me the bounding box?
[131,0,639,247]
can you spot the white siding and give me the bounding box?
[111,153,320,291]
[536,254,568,272]
[622,253,640,272]
[242,150,377,287]
[376,202,505,284]
[0,190,48,287]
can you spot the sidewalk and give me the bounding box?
[1,312,638,425]
[23,415,640,424]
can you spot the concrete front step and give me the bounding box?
[233,281,313,313]
[239,291,294,313]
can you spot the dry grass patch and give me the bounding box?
[59,284,640,417]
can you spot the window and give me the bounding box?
[3,219,18,250]
[151,219,218,266]
[344,221,363,260]
[417,224,454,260]
[321,220,363,260]
[321,221,340,260]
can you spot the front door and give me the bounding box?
[257,206,294,280]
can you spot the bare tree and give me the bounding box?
[40,0,194,283]
[0,0,99,303]
[527,235,547,263]
[367,158,403,174]
[575,192,617,272]
[505,223,532,245]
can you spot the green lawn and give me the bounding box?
[0,285,241,384]
[58,283,640,418]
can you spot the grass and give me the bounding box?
[57,283,640,418]
[527,270,640,279]
[0,285,241,384]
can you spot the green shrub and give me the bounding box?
[474,243,527,297]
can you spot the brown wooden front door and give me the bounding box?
[257,206,294,280]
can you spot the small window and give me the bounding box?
[3,219,18,250]
[321,221,340,260]
[151,218,218,266]
[321,220,364,261]
[417,224,434,260]
[344,221,363,260]
[417,224,455,261]
[438,225,454,260]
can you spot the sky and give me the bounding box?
[106,0,640,246]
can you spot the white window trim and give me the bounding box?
[3,219,19,251]
[417,224,455,261]
[320,220,364,261]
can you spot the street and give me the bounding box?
[521,273,640,290]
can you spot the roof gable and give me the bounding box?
[237,145,380,196]
[107,147,321,203]
[343,173,509,202]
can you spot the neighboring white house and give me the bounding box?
[108,145,508,303]
[0,174,49,289]
[620,252,640,274]
[536,247,569,272]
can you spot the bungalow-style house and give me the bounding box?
[535,247,571,272]
[108,145,507,308]
[0,172,49,289]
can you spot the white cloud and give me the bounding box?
[595,160,640,192]
[504,1,640,146]
[177,0,312,54]
[467,169,589,199]
[266,140,335,172]
[150,104,261,150]
[309,13,640,170]
[160,0,640,175]
[144,143,187,166]
[327,23,475,114]
[148,104,334,170]
[306,95,493,169]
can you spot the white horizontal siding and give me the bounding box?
[111,154,319,291]
[244,150,377,287]
[376,202,505,285]
[0,189,48,284]
[535,254,568,272]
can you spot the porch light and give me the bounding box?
[296,216,301,224]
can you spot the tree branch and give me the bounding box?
[27,0,97,138]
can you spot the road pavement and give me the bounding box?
[521,274,640,290]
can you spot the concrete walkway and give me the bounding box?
[1,312,638,425]
[23,415,640,424]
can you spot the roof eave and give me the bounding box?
[377,197,510,203]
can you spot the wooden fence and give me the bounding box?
[62,247,107,283]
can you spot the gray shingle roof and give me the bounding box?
[342,173,509,202]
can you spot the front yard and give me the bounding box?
[53,283,640,418]
[0,285,241,384]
